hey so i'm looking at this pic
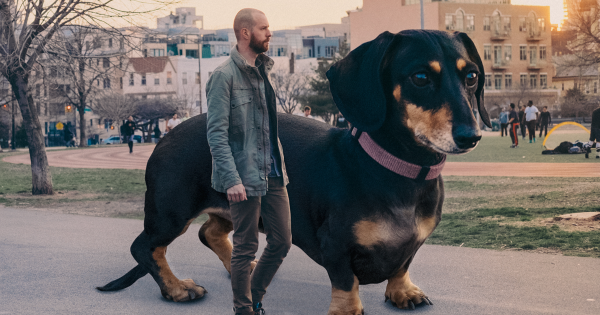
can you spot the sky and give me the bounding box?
[141,0,564,31]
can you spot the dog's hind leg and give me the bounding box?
[198,213,234,273]
[130,219,207,302]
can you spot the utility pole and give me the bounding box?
[197,34,202,114]
[420,0,424,30]
[11,100,15,150]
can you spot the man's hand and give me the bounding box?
[227,184,247,203]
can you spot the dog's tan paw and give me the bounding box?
[162,279,207,302]
[250,259,258,272]
[327,275,364,315]
[384,270,432,309]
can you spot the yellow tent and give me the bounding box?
[542,121,590,149]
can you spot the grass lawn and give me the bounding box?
[447,130,594,163]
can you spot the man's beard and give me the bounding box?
[249,32,269,54]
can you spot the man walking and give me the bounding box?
[206,8,291,315]
[587,106,600,159]
[499,107,508,137]
[518,105,527,139]
[538,106,551,138]
[508,103,519,148]
[524,100,539,143]
[123,116,136,153]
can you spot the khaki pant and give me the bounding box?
[230,177,292,313]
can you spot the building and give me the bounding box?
[553,55,600,95]
[348,0,558,116]
[296,16,351,44]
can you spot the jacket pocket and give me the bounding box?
[230,93,253,135]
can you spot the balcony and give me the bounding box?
[527,60,547,70]
[527,29,543,41]
[492,59,510,70]
[491,29,510,41]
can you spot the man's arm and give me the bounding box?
[206,70,244,199]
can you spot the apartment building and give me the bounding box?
[349,0,558,114]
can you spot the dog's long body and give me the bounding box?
[98,30,490,314]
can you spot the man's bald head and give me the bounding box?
[234,8,264,41]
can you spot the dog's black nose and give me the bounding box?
[453,126,482,150]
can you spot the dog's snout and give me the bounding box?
[453,125,482,150]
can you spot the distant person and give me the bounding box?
[123,116,136,154]
[524,100,539,143]
[508,103,519,148]
[181,111,191,122]
[166,113,181,132]
[296,106,314,119]
[499,107,508,137]
[538,106,552,138]
[587,106,600,159]
[153,124,161,143]
[518,105,527,140]
[64,128,73,148]
[335,113,349,129]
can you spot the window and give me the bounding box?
[505,74,512,88]
[151,49,165,57]
[529,46,537,64]
[103,78,111,89]
[529,74,537,88]
[129,73,134,86]
[154,77,160,85]
[520,74,527,87]
[595,81,598,94]
[538,18,546,31]
[36,84,41,97]
[539,46,546,60]
[182,72,187,85]
[483,45,491,60]
[503,17,511,32]
[540,74,547,89]
[103,58,110,68]
[141,74,146,86]
[195,72,200,84]
[120,77,123,89]
[446,14,454,30]
[519,17,527,32]
[455,10,464,32]
[466,15,475,31]
[167,71,172,84]
[520,45,527,60]
[493,45,502,65]
[504,45,512,61]
[483,16,490,31]
[562,83,564,91]
[108,38,113,48]
[494,74,502,90]
[65,85,70,94]
[485,74,492,89]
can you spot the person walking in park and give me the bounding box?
[518,105,527,140]
[499,107,508,137]
[508,103,520,148]
[206,8,291,315]
[166,113,181,132]
[538,106,551,138]
[123,116,136,154]
[153,124,161,143]
[524,100,539,143]
[587,106,600,159]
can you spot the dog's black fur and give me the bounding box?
[98,30,489,314]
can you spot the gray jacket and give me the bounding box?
[206,47,288,196]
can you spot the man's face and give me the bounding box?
[249,13,271,54]
[173,114,178,119]
[128,116,133,121]
[304,109,310,116]
[543,108,547,112]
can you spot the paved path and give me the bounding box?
[3,145,600,177]
[1,205,599,315]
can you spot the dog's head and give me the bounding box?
[327,30,490,154]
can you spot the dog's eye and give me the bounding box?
[466,72,478,87]
[411,73,430,87]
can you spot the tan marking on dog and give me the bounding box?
[456,58,467,71]
[404,103,455,153]
[153,247,206,302]
[328,275,363,315]
[353,219,393,248]
[393,85,402,103]
[429,61,441,73]
[385,270,428,309]
[201,214,234,274]
[416,216,437,241]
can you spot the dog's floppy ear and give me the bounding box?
[327,31,397,132]
[455,32,491,128]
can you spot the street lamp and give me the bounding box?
[11,101,15,151]
[196,33,203,114]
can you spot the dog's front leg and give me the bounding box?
[385,268,432,310]
[321,235,364,315]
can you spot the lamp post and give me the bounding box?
[196,34,202,114]
[420,0,424,30]
[11,100,15,151]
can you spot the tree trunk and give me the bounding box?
[78,106,87,147]
[8,71,54,195]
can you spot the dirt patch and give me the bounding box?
[502,212,600,232]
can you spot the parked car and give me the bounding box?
[133,135,142,143]
[102,135,121,145]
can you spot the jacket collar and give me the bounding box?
[351,127,446,181]
[230,46,274,73]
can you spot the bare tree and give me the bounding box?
[135,96,181,141]
[564,0,600,66]
[0,0,176,194]
[270,69,307,114]
[92,93,137,138]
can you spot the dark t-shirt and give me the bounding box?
[592,108,600,129]
[258,61,282,177]
[509,110,518,124]
[539,112,551,125]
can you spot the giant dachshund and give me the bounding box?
[97,30,490,314]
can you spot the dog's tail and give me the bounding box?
[96,264,148,291]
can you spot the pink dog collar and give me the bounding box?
[351,128,446,180]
